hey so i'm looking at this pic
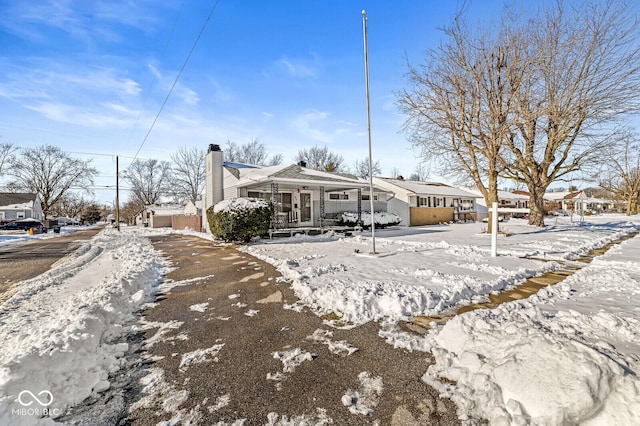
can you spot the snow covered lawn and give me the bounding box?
[242,214,640,425]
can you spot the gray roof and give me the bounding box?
[0,192,38,206]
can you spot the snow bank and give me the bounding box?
[0,227,165,424]
[423,232,640,425]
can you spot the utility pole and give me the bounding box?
[362,10,377,254]
[115,155,120,231]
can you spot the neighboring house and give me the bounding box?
[140,204,188,228]
[0,193,43,223]
[544,191,587,214]
[461,188,530,221]
[203,144,391,231]
[544,191,615,215]
[372,177,477,226]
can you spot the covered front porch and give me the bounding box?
[237,180,389,231]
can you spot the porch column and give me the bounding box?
[357,188,362,227]
[271,183,279,228]
[320,186,325,228]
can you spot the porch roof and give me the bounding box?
[234,164,390,192]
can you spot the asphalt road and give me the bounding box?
[0,226,103,304]
[128,234,460,426]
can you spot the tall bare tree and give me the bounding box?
[0,142,15,176]
[123,158,172,208]
[353,157,381,179]
[295,145,347,173]
[169,147,206,204]
[49,192,88,219]
[599,129,640,215]
[398,14,515,230]
[400,1,640,227]
[498,1,640,226]
[7,145,98,218]
[225,139,282,166]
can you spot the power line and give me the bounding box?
[132,0,221,162]
[123,0,186,152]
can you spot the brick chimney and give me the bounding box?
[205,144,224,210]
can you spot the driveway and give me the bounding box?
[128,234,460,425]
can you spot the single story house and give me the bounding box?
[0,193,43,223]
[543,191,614,214]
[372,177,477,226]
[203,144,391,231]
[138,204,189,228]
[459,187,530,221]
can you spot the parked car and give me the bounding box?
[549,209,568,216]
[0,219,47,233]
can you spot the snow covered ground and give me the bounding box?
[0,215,638,425]
[242,214,640,425]
[0,225,87,247]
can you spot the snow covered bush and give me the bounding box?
[339,211,402,228]
[207,198,273,242]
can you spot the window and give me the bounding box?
[362,194,378,201]
[435,197,444,207]
[17,212,25,219]
[418,197,428,207]
[329,193,349,200]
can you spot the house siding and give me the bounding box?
[410,207,454,225]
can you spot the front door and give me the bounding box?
[298,192,312,226]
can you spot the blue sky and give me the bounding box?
[0,0,527,204]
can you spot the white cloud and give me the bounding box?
[276,55,319,78]
[290,111,332,143]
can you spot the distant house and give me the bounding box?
[543,191,614,215]
[0,193,43,223]
[460,188,530,221]
[372,177,477,226]
[202,144,391,231]
[140,204,188,228]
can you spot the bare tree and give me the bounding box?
[400,1,640,227]
[7,145,98,218]
[123,158,172,207]
[0,142,15,176]
[49,192,88,219]
[225,139,282,166]
[169,147,206,204]
[353,157,381,179]
[599,130,640,215]
[398,14,514,230]
[498,1,640,226]
[389,167,401,179]
[120,200,145,225]
[408,163,430,182]
[295,145,347,173]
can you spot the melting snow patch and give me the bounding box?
[208,394,231,413]
[306,329,359,356]
[341,371,383,415]
[189,302,209,312]
[179,343,225,372]
[265,408,334,425]
[268,348,316,390]
[244,309,260,317]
